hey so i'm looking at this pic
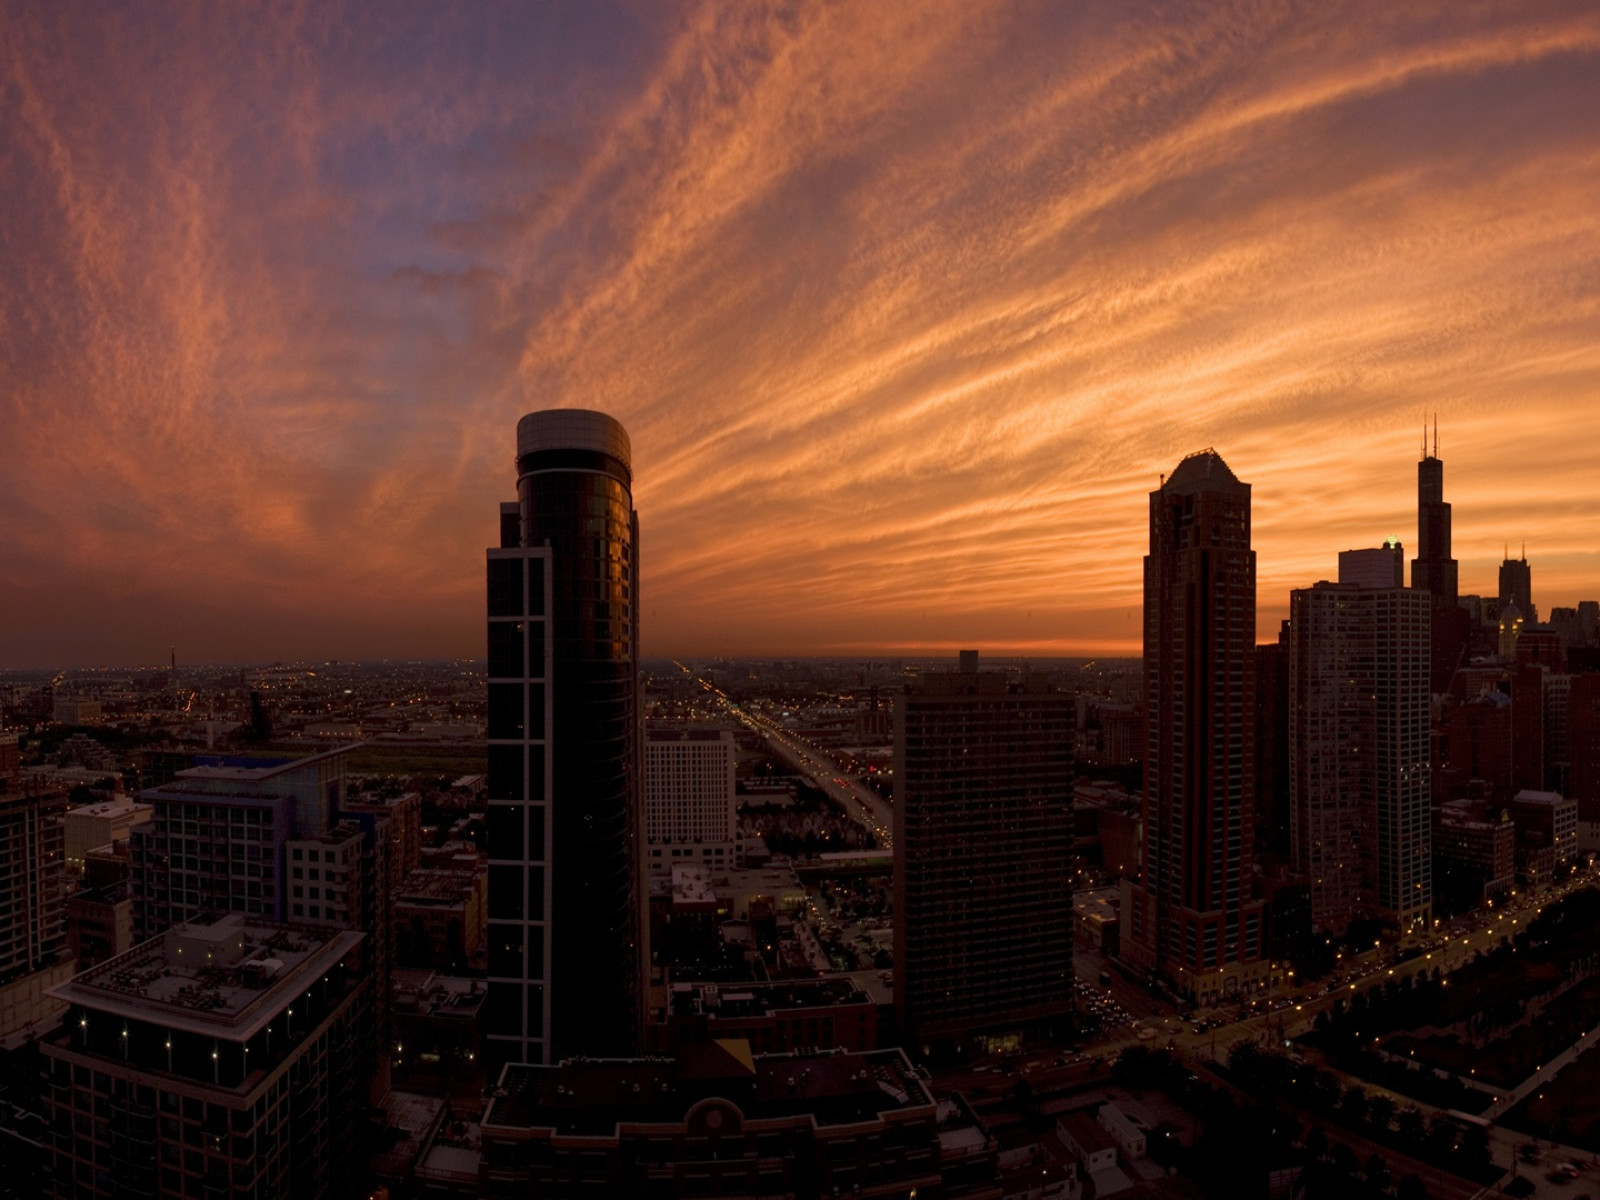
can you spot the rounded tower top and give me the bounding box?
[516,408,631,484]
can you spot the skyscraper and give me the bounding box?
[1500,549,1535,623]
[893,654,1074,1047]
[1123,451,1267,1005]
[485,409,643,1071]
[1411,428,1457,605]
[1410,429,1470,692]
[1289,560,1431,937]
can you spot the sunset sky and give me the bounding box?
[4,1,1600,668]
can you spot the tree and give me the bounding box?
[1364,1153,1392,1190]
[1366,1092,1396,1133]
[1396,1173,1427,1200]
[1395,1106,1426,1146]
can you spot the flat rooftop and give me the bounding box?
[486,1044,930,1136]
[668,977,869,1019]
[52,912,363,1041]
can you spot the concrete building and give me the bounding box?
[0,783,72,1039]
[1433,801,1516,908]
[1124,450,1267,1003]
[393,866,488,972]
[1411,431,1471,692]
[42,915,371,1199]
[128,748,392,1100]
[65,798,153,873]
[51,696,103,725]
[645,727,738,870]
[485,408,644,1070]
[475,1043,941,1199]
[390,969,488,1098]
[1289,569,1432,936]
[1509,789,1578,881]
[894,655,1074,1047]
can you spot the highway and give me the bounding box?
[676,663,894,848]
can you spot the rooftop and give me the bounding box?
[485,1044,930,1136]
[52,912,364,1041]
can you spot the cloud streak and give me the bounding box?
[2,0,1599,665]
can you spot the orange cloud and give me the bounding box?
[2,1,1599,664]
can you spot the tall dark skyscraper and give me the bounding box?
[1411,428,1457,606]
[1410,430,1470,692]
[485,409,643,1070]
[893,654,1074,1048]
[1500,549,1534,623]
[1124,450,1267,1004]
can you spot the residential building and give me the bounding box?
[894,654,1074,1046]
[1288,565,1431,936]
[41,914,372,1198]
[1123,450,1267,1003]
[485,408,644,1071]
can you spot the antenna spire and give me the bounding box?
[1432,413,1438,457]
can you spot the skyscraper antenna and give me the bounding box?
[1432,413,1438,458]
[1422,418,1427,459]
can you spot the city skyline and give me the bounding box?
[5,3,1600,667]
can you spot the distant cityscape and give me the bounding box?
[4,411,1600,1200]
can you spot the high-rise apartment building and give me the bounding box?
[485,409,643,1071]
[893,656,1074,1047]
[128,748,391,1098]
[1123,450,1267,1004]
[1289,562,1431,937]
[644,727,737,869]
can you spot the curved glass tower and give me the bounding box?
[485,409,642,1070]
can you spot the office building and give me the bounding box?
[1289,559,1431,937]
[1410,430,1472,691]
[1500,549,1535,624]
[1123,450,1267,1003]
[42,914,371,1198]
[645,727,738,869]
[485,408,643,1071]
[894,654,1074,1046]
[1338,539,1405,590]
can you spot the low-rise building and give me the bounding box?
[477,1042,941,1198]
[393,866,488,972]
[654,977,879,1054]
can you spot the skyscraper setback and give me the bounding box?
[1123,450,1267,1004]
[485,409,644,1071]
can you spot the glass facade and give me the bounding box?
[485,410,642,1070]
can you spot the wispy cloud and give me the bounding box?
[2,0,1598,664]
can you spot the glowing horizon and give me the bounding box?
[4,3,1599,668]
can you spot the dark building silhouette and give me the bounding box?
[1410,430,1470,693]
[1254,633,1290,865]
[485,409,643,1071]
[1500,549,1534,623]
[1123,450,1267,1004]
[893,653,1074,1047]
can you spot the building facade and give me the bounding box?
[893,656,1074,1046]
[1123,450,1267,1003]
[485,409,643,1071]
[41,914,372,1199]
[1289,574,1431,936]
[645,727,738,870]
